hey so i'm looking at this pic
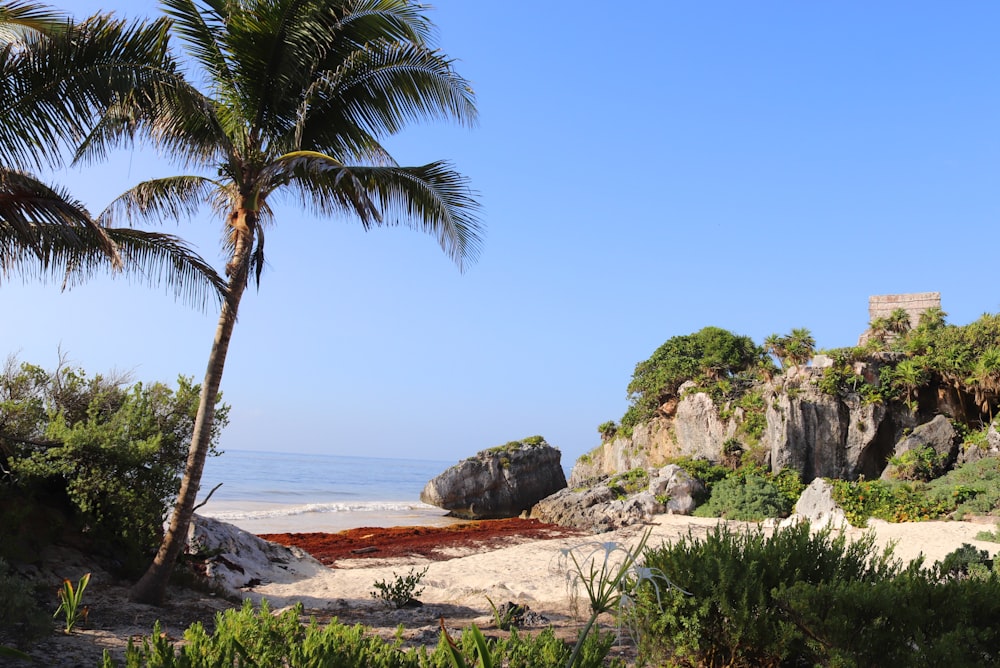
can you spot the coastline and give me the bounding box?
[198,499,462,534]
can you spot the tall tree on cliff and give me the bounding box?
[91,0,481,605]
[0,2,225,302]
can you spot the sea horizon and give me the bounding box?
[197,449,462,534]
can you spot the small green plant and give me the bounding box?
[54,572,90,633]
[607,468,649,499]
[371,567,427,609]
[484,596,519,631]
[693,473,793,520]
[441,621,494,668]
[975,522,1000,543]
[556,528,675,668]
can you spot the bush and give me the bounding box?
[775,567,1000,666]
[0,358,229,574]
[625,327,763,426]
[693,473,793,521]
[631,523,904,667]
[887,445,949,482]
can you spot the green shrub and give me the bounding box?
[775,567,1000,667]
[106,600,622,668]
[669,456,729,488]
[975,522,1000,543]
[0,359,229,575]
[926,457,1000,517]
[596,421,618,441]
[831,478,952,526]
[370,567,427,609]
[607,468,649,498]
[632,522,903,667]
[693,473,793,521]
[887,445,949,482]
[933,543,994,581]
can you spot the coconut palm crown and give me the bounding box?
[98,0,482,604]
[0,2,226,305]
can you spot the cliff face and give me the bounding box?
[571,367,921,485]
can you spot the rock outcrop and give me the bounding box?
[531,464,705,532]
[187,514,323,596]
[778,478,850,531]
[421,437,566,519]
[879,414,958,480]
[958,420,1000,465]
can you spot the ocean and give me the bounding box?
[197,449,461,534]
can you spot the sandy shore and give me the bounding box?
[250,515,1000,612]
[20,514,1000,666]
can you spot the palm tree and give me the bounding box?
[886,308,912,337]
[93,0,482,605]
[0,2,225,303]
[763,333,786,369]
[784,328,815,368]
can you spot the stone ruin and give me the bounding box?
[858,291,941,345]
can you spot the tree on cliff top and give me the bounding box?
[91,0,482,605]
[624,327,762,429]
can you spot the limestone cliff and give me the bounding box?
[571,366,938,485]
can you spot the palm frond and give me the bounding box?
[1,223,227,311]
[290,40,475,162]
[97,227,227,309]
[160,0,237,104]
[271,155,482,270]
[0,168,117,266]
[0,12,176,170]
[0,0,66,44]
[99,175,219,227]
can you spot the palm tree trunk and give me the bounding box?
[130,211,254,605]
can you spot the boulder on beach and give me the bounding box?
[187,514,325,596]
[420,436,567,519]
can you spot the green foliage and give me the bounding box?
[975,522,1000,543]
[483,436,546,458]
[693,473,793,521]
[371,567,428,609]
[625,327,763,426]
[887,445,949,481]
[1,359,229,574]
[668,456,730,488]
[596,421,617,442]
[607,468,649,498]
[934,543,993,581]
[926,456,1000,518]
[764,328,815,368]
[53,572,90,633]
[632,522,903,667]
[775,566,1000,666]
[108,600,621,668]
[830,478,950,525]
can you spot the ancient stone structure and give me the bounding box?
[859,292,941,344]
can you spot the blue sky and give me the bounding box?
[4,1,998,467]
